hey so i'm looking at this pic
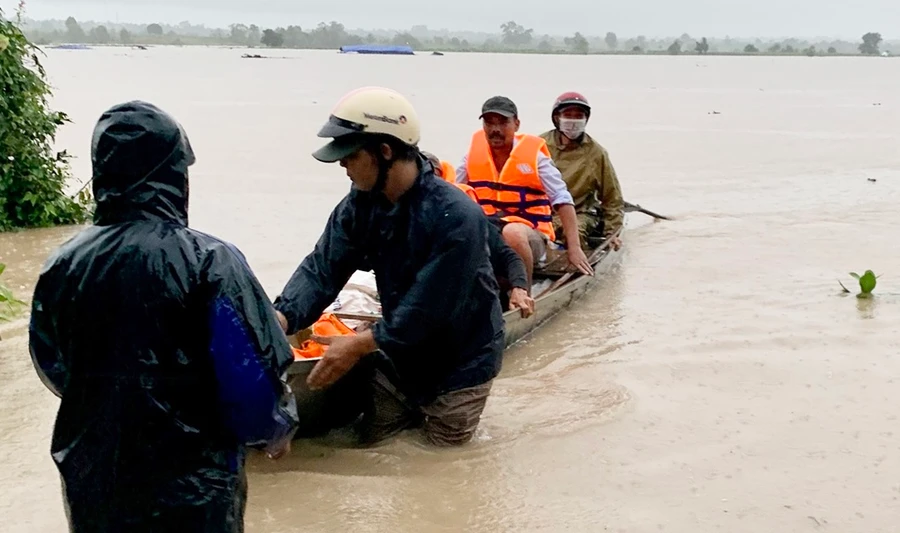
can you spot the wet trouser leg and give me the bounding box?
[420,381,493,446]
[357,373,494,447]
[553,212,603,248]
[290,354,493,447]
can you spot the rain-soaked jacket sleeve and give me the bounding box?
[595,144,625,238]
[370,206,487,353]
[274,195,365,335]
[203,242,298,447]
[29,263,67,398]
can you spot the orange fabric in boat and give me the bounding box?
[291,313,356,360]
[455,183,480,203]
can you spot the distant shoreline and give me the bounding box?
[40,43,894,59]
[18,17,892,58]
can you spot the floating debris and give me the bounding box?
[51,43,90,50]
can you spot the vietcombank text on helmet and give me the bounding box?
[312,87,421,164]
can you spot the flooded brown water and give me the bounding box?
[2,46,899,532]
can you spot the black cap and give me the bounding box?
[312,133,370,163]
[479,96,517,119]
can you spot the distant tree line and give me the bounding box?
[17,16,892,57]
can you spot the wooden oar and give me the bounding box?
[533,232,617,300]
[624,201,671,220]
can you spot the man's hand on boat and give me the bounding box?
[307,330,379,390]
[609,236,622,251]
[567,246,594,276]
[509,287,535,318]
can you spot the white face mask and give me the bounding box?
[558,118,587,140]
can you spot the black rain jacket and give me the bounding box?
[275,160,506,405]
[28,101,297,533]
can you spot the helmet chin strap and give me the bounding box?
[373,153,394,194]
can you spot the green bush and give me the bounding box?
[1,6,92,231]
[0,263,26,322]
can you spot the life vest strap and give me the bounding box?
[468,180,547,198]
[477,198,552,210]
[501,212,554,225]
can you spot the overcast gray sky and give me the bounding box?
[3,0,898,39]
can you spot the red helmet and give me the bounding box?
[552,92,591,122]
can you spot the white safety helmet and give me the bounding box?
[312,86,421,163]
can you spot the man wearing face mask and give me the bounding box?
[456,96,594,290]
[539,92,624,250]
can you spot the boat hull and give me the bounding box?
[286,226,623,375]
[501,229,623,347]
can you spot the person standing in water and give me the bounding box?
[274,86,505,446]
[29,101,298,532]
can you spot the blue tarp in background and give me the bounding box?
[339,44,414,55]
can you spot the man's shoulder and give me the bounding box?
[48,222,193,262]
[521,132,550,145]
[38,223,215,288]
[37,226,101,276]
[516,133,552,161]
[583,133,610,156]
[187,228,249,265]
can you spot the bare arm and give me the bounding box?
[535,154,593,275]
[556,204,593,275]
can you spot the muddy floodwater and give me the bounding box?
[1,47,899,532]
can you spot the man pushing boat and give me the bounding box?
[273,87,506,447]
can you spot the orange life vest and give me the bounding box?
[464,130,556,241]
[431,157,478,202]
[455,183,479,203]
[291,313,356,360]
[439,161,457,183]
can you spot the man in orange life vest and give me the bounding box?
[456,96,594,287]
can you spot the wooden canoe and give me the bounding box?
[287,224,624,377]
[499,226,623,347]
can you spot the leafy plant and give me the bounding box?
[1,3,92,231]
[0,263,26,322]
[838,270,880,298]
